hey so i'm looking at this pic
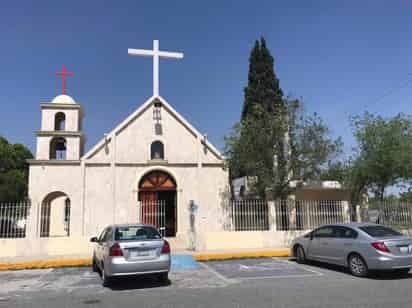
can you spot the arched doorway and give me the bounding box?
[40,191,70,237]
[138,170,177,237]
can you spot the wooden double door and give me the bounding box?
[138,171,177,237]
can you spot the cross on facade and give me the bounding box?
[56,65,74,95]
[128,40,184,96]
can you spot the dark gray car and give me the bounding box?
[90,224,171,286]
[291,223,412,277]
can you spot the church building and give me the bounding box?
[27,41,229,251]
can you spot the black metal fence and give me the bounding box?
[0,201,31,238]
[367,202,412,229]
[274,200,348,231]
[224,200,269,231]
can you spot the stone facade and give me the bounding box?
[28,94,230,251]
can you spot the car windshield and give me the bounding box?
[359,225,402,237]
[114,226,161,241]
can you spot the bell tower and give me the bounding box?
[35,94,85,160]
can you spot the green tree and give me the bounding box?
[288,99,343,182]
[229,37,289,198]
[226,97,343,198]
[400,190,412,203]
[225,104,284,197]
[227,38,343,199]
[350,112,412,201]
[0,136,33,201]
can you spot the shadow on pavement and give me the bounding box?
[368,271,412,280]
[106,275,171,291]
[289,258,412,280]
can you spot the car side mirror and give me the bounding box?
[90,236,98,243]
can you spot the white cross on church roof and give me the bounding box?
[128,40,184,97]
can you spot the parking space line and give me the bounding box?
[234,273,323,280]
[271,257,324,277]
[199,263,237,284]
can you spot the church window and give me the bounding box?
[150,141,164,160]
[54,112,66,131]
[50,137,67,160]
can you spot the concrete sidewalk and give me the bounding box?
[0,247,291,271]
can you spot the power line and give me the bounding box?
[366,73,412,107]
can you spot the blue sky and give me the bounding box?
[1,1,412,157]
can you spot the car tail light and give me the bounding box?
[161,240,170,254]
[371,241,390,253]
[109,243,123,257]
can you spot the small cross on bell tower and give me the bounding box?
[34,66,85,161]
[56,65,74,95]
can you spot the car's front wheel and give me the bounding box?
[295,245,306,264]
[348,253,368,277]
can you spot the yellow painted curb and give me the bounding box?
[193,249,291,261]
[0,250,291,271]
[0,259,92,271]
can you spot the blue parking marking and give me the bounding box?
[171,255,199,271]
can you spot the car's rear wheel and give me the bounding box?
[394,268,410,275]
[158,272,168,283]
[92,257,98,273]
[101,266,111,287]
[348,253,368,277]
[295,245,306,264]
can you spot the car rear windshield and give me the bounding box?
[114,226,161,241]
[359,225,402,237]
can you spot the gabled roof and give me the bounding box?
[82,95,223,161]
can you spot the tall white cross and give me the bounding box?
[128,40,184,96]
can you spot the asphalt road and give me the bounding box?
[1,258,412,308]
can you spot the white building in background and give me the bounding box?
[232,177,350,201]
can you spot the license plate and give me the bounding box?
[130,250,154,258]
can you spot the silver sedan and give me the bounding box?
[90,224,171,286]
[291,223,412,277]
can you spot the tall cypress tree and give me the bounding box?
[241,40,260,120]
[241,37,285,120]
[236,37,290,198]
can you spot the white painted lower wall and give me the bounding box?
[0,231,304,261]
[0,237,94,262]
[201,230,310,251]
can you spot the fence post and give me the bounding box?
[288,198,297,230]
[341,201,351,223]
[360,192,369,222]
[355,205,362,223]
[26,200,38,239]
[268,200,277,231]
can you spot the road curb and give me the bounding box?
[0,259,92,271]
[0,249,291,271]
[192,249,291,261]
